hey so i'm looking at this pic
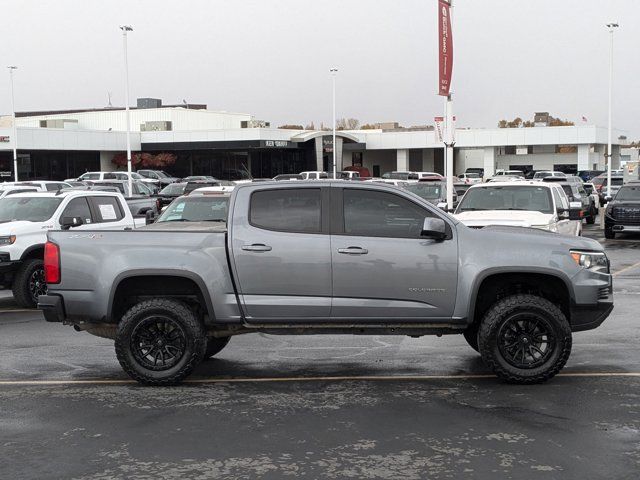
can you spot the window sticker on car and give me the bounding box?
[99,204,117,220]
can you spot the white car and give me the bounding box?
[458,173,482,184]
[0,190,135,308]
[453,181,582,236]
[532,171,567,181]
[74,171,159,191]
[2,180,72,192]
[0,185,39,198]
[299,171,329,180]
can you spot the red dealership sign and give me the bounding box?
[438,0,453,96]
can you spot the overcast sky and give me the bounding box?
[2,0,638,137]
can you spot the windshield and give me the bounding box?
[0,197,63,222]
[157,196,229,223]
[615,186,640,201]
[131,173,143,180]
[456,186,554,214]
[160,183,186,195]
[405,183,444,200]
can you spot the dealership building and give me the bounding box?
[0,99,628,181]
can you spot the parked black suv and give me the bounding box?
[604,183,640,239]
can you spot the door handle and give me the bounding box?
[337,246,368,255]
[242,244,272,252]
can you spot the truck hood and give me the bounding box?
[0,220,52,235]
[454,210,552,228]
[472,224,603,252]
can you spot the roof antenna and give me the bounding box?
[107,92,113,108]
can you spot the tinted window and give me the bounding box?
[160,183,186,195]
[60,197,92,225]
[343,189,428,238]
[250,188,321,233]
[114,173,128,180]
[552,187,568,210]
[90,196,124,223]
[80,173,100,180]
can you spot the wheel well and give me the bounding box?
[21,246,44,261]
[110,275,210,323]
[472,273,570,326]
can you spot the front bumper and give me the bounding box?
[38,294,65,323]
[569,277,614,332]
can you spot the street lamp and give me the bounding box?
[120,25,134,196]
[330,68,338,179]
[605,22,619,199]
[7,66,18,182]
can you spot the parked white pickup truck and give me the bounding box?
[453,181,582,236]
[0,190,135,307]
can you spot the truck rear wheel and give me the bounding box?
[115,299,206,385]
[204,336,230,359]
[12,258,47,308]
[586,205,596,225]
[478,294,572,384]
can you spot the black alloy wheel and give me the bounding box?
[130,316,187,371]
[28,267,47,304]
[497,313,555,369]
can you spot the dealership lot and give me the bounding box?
[0,224,639,479]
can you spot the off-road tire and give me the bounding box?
[12,258,46,308]
[204,336,230,359]
[115,298,206,385]
[604,226,615,239]
[463,324,480,352]
[478,294,572,384]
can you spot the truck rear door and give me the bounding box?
[229,185,332,321]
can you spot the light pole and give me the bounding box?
[330,68,338,179]
[7,66,18,182]
[120,25,133,196]
[606,22,618,199]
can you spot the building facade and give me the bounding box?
[0,100,627,181]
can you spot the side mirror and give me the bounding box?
[60,216,84,230]
[421,217,447,240]
[557,208,569,219]
[145,209,156,225]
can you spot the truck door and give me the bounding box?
[330,187,458,320]
[230,186,332,321]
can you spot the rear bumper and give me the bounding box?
[38,294,65,323]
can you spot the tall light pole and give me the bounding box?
[120,25,133,196]
[606,22,618,199]
[7,66,18,182]
[330,68,338,179]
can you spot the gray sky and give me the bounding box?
[2,0,639,137]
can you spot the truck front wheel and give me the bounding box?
[478,294,572,384]
[12,258,47,308]
[115,299,206,385]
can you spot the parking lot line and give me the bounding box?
[613,260,640,277]
[0,372,639,386]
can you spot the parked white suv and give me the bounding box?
[2,180,72,191]
[0,190,135,307]
[453,181,582,236]
[73,171,159,191]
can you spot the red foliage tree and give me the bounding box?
[111,152,176,169]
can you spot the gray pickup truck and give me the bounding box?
[38,181,613,385]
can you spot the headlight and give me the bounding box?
[0,235,16,246]
[570,250,609,273]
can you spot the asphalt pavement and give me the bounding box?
[1,224,639,479]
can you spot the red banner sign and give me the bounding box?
[438,0,453,96]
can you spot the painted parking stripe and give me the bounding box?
[0,372,639,386]
[612,260,640,277]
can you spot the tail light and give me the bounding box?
[44,241,61,284]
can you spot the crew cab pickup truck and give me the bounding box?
[39,181,614,385]
[0,190,135,307]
